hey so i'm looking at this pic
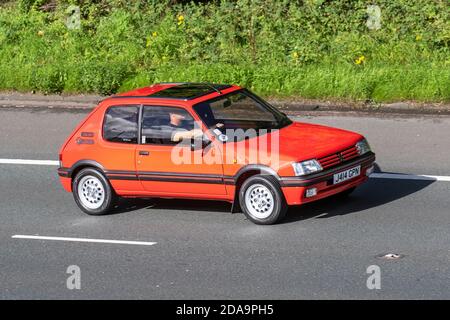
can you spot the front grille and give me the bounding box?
[318,146,359,170]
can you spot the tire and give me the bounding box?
[239,175,288,225]
[72,168,117,215]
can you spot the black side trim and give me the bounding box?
[103,165,280,185]
[105,170,226,184]
[224,178,235,185]
[106,175,139,181]
[57,167,70,178]
[104,170,136,175]
[138,176,224,184]
[137,171,224,179]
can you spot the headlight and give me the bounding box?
[292,159,323,176]
[356,138,371,156]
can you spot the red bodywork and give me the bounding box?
[58,84,375,207]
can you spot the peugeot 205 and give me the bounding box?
[58,83,375,225]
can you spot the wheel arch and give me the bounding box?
[68,160,106,183]
[231,165,281,213]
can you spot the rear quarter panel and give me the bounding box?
[60,101,143,193]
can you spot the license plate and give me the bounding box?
[333,166,361,184]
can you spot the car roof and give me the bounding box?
[105,83,241,105]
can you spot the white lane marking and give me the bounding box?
[370,173,450,182]
[0,158,449,182]
[0,159,59,166]
[12,235,157,246]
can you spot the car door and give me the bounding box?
[136,105,226,195]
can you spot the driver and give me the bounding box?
[168,110,203,142]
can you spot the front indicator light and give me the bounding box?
[305,188,317,198]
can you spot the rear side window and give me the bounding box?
[103,106,139,144]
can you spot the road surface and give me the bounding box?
[0,107,449,299]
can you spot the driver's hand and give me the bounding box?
[172,129,203,142]
[191,129,204,138]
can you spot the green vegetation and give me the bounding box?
[0,0,448,102]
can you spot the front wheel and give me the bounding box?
[72,168,117,215]
[239,175,288,225]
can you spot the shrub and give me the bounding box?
[0,0,448,101]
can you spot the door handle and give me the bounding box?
[139,150,150,156]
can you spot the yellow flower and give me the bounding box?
[152,31,157,38]
[177,14,185,25]
[355,55,365,65]
[415,34,422,41]
[292,51,299,59]
[37,30,44,37]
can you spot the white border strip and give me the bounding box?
[12,235,157,246]
[0,159,59,166]
[370,173,450,182]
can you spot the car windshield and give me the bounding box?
[193,89,292,141]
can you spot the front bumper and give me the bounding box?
[280,152,376,205]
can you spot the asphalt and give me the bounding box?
[0,108,449,299]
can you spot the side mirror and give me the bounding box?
[190,136,212,152]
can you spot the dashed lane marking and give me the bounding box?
[12,235,157,246]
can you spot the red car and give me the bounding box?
[58,83,375,224]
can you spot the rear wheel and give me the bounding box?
[72,168,117,215]
[239,175,288,225]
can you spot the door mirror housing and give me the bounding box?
[190,135,212,151]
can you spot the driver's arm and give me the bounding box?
[171,128,203,142]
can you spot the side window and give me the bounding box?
[141,106,195,145]
[103,106,139,144]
